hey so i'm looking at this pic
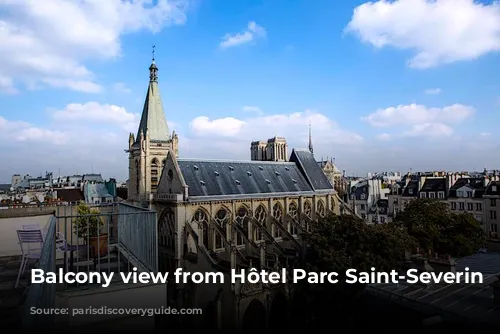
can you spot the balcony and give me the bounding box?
[0,202,166,331]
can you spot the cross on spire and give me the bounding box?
[152,45,155,62]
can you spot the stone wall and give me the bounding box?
[0,205,57,218]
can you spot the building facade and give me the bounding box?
[250,137,288,162]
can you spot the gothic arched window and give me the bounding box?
[135,160,139,195]
[151,158,159,192]
[317,200,326,218]
[272,202,283,238]
[214,208,229,249]
[288,202,298,235]
[235,206,249,245]
[254,205,267,241]
[192,209,210,250]
[159,209,175,253]
[330,197,335,212]
[304,200,312,232]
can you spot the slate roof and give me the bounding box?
[402,180,419,197]
[177,149,333,199]
[135,62,170,144]
[289,149,333,190]
[420,178,446,192]
[84,183,113,200]
[484,180,500,196]
[448,178,485,198]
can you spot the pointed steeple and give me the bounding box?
[308,122,314,155]
[135,46,170,143]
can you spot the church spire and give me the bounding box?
[135,48,170,143]
[308,122,314,155]
[149,45,158,82]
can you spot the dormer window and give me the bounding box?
[200,181,205,186]
[265,179,271,184]
[420,192,426,199]
[193,165,199,171]
[438,192,445,199]
[429,192,435,199]
[247,171,252,176]
[285,167,290,171]
[292,179,297,184]
[229,166,234,171]
[235,180,241,185]
[275,171,280,176]
[258,166,263,170]
[214,171,219,176]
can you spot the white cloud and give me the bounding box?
[345,0,500,68]
[362,103,474,127]
[403,123,453,137]
[188,110,363,156]
[0,0,190,94]
[0,116,69,145]
[220,21,266,48]
[51,102,139,132]
[425,88,441,95]
[242,106,263,115]
[480,132,491,137]
[376,133,391,140]
[190,116,245,137]
[113,82,131,94]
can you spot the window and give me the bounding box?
[408,188,413,195]
[457,191,463,197]
[459,203,464,210]
[476,203,482,211]
[451,202,456,210]
[361,213,366,219]
[360,204,365,210]
[490,211,497,220]
[467,203,473,211]
[429,192,435,199]
[420,192,426,199]
[360,194,366,200]
[491,224,498,232]
[438,192,445,199]
[491,199,497,207]
[467,191,473,198]
[493,185,498,192]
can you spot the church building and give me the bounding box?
[127,56,345,333]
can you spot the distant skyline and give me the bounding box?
[1,0,500,183]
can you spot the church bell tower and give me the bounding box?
[126,47,179,203]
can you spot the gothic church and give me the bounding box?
[126,58,344,333]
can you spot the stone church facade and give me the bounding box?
[127,58,344,332]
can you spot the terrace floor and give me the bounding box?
[0,255,35,327]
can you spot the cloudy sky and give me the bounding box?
[0,0,499,183]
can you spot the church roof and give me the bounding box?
[135,61,170,143]
[176,149,333,199]
[290,149,333,190]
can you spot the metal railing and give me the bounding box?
[22,215,57,331]
[117,202,158,272]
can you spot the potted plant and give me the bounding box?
[74,203,108,257]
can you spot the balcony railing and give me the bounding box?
[22,215,57,331]
[21,202,158,330]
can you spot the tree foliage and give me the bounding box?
[73,203,103,239]
[393,198,485,257]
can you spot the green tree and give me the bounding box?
[73,203,103,240]
[393,198,485,257]
[292,214,415,330]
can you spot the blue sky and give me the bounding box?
[0,0,499,183]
